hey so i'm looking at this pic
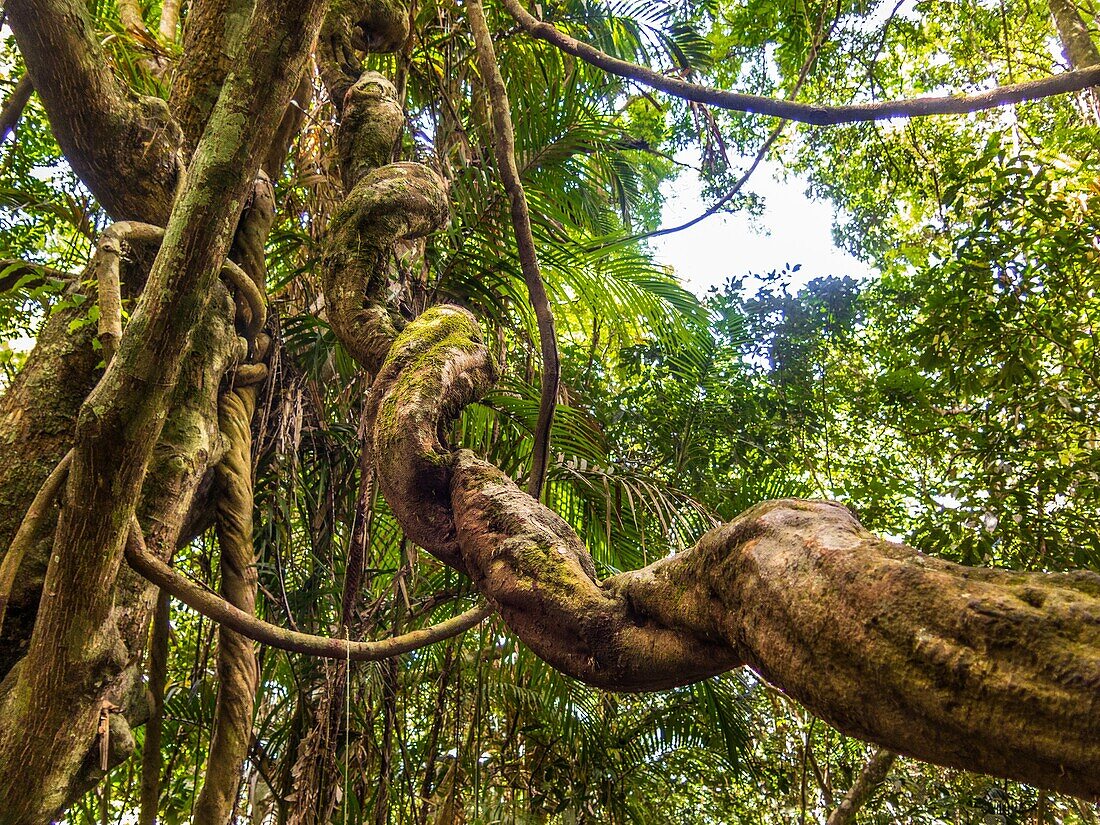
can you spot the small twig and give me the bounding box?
[468,0,559,501]
[0,259,73,293]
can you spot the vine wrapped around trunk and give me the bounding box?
[313,6,1100,802]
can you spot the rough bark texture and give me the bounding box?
[168,0,254,156]
[369,321,1100,797]
[0,305,101,677]
[1050,0,1100,68]
[0,0,329,818]
[1048,0,1100,118]
[320,72,447,376]
[2,0,1100,818]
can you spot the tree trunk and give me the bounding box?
[0,0,327,818]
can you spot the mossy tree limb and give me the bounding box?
[364,302,1100,801]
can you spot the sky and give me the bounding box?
[648,160,875,297]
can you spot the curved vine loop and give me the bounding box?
[315,5,1100,803]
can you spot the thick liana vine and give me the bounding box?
[318,0,1100,803]
[192,169,275,825]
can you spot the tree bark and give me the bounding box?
[467,0,559,501]
[1050,0,1100,68]
[194,375,264,825]
[0,0,328,818]
[826,749,897,825]
[1048,0,1100,118]
[169,0,254,156]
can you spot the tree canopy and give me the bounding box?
[0,0,1098,822]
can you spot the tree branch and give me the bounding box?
[193,355,265,825]
[117,0,145,34]
[168,0,253,155]
[4,0,181,221]
[367,304,1100,801]
[468,0,559,502]
[123,525,494,660]
[0,74,33,144]
[500,0,1100,125]
[826,749,897,825]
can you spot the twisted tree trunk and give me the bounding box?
[308,3,1100,802]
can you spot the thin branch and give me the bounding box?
[628,123,782,244]
[158,0,182,42]
[91,221,164,364]
[0,258,73,293]
[124,522,494,660]
[468,0,559,501]
[600,0,836,247]
[501,0,1100,125]
[0,450,74,635]
[0,74,33,144]
[826,749,897,825]
[118,0,145,34]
